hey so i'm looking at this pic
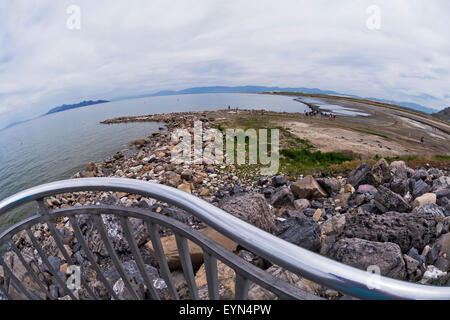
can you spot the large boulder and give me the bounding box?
[316,177,341,195]
[341,210,438,253]
[290,175,327,200]
[2,251,47,300]
[346,160,391,188]
[219,193,275,232]
[270,186,295,208]
[346,163,372,188]
[274,216,321,252]
[370,159,392,186]
[86,215,149,256]
[390,178,411,196]
[327,238,406,280]
[389,161,410,180]
[413,193,437,208]
[374,185,411,213]
[146,227,238,270]
[412,180,431,199]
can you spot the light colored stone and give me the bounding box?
[313,209,323,221]
[146,227,238,270]
[195,260,236,299]
[199,188,210,196]
[344,184,355,193]
[116,192,128,199]
[177,183,191,194]
[321,215,346,236]
[413,193,436,208]
[294,199,310,211]
[290,175,328,200]
[60,263,69,275]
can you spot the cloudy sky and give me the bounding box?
[0,0,449,128]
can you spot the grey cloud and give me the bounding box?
[0,0,449,128]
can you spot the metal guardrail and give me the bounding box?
[0,177,449,300]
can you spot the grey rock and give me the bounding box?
[390,178,410,196]
[428,168,443,179]
[220,193,275,232]
[413,202,444,217]
[403,254,421,282]
[270,186,295,208]
[374,185,411,213]
[370,158,391,186]
[435,189,450,199]
[262,187,275,199]
[274,216,321,252]
[258,177,269,186]
[290,175,328,200]
[271,175,287,187]
[432,176,450,191]
[407,248,425,268]
[341,210,438,253]
[346,163,372,188]
[413,168,429,181]
[42,256,62,275]
[327,238,406,280]
[316,177,341,195]
[412,179,431,199]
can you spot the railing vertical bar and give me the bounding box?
[175,233,199,300]
[44,221,98,300]
[37,200,98,300]
[235,273,250,300]
[146,221,179,300]
[68,215,119,300]
[119,216,160,300]
[26,229,76,300]
[203,252,219,300]
[9,240,52,300]
[90,214,140,300]
[0,257,36,300]
[0,282,12,300]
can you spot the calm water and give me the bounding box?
[0,93,310,230]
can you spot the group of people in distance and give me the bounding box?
[304,109,336,119]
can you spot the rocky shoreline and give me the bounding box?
[1,110,449,300]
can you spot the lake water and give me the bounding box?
[0,93,311,230]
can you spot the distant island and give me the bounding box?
[46,100,109,115]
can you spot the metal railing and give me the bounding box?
[0,177,449,300]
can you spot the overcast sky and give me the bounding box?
[0,0,449,128]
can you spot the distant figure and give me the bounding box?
[228,105,231,110]
[420,136,424,144]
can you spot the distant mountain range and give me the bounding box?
[432,107,450,122]
[46,100,109,115]
[2,85,443,131]
[114,85,438,114]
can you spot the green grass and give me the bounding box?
[435,155,450,160]
[385,155,418,163]
[217,116,354,177]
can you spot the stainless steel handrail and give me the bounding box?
[0,177,449,300]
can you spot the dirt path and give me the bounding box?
[282,121,410,159]
[278,94,450,158]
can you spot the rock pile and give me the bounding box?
[1,110,449,300]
